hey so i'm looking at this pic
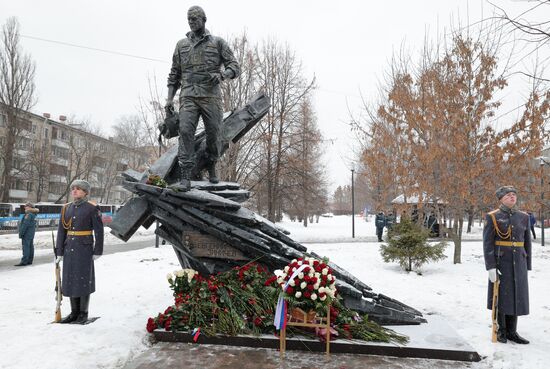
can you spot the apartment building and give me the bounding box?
[0,107,151,204]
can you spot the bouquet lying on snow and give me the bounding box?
[146,260,407,344]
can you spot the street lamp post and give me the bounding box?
[540,157,549,246]
[351,168,355,239]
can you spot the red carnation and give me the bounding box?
[310,277,318,284]
[254,317,263,326]
[157,313,165,325]
[286,286,294,294]
[321,275,328,282]
[304,291,311,298]
[264,275,277,286]
[307,284,314,291]
[164,307,173,315]
[164,317,172,331]
[146,317,157,333]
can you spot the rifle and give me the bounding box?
[490,274,500,343]
[52,232,62,323]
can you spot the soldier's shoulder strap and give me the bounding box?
[87,200,97,206]
[487,209,500,230]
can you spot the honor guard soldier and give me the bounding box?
[55,180,104,324]
[483,186,531,344]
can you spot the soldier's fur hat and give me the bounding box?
[70,179,91,194]
[496,185,517,200]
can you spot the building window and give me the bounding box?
[26,182,33,192]
[44,128,49,138]
[32,124,37,133]
[0,114,5,127]
[51,145,69,160]
[52,127,58,139]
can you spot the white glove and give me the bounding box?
[93,255,101,261]
[55,256,62,264]
[488,268,497,283]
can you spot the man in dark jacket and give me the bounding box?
[55,180,104,324]
[165,5,240,190]
[375,211,386,242]
[15,202,38,266]
[483,186,531,344]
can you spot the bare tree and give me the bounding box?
[0,17,36,202]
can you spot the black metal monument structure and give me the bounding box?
[109,93,426,326]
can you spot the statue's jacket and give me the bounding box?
[483,206,531,315]
[168,29,240,98]
[56,201,104,297]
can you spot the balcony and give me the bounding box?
[9,189,28,199]
[51,157,68,166]
[51,139,69,149]
[50,175,66,183]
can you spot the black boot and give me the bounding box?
[60,297,80,324]
[177,167,191,191]
[72,295,90,324]
[208,163,219,184]
[506,315,529,344]
[497,312,507,343]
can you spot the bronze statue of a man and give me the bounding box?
[165,5,240,191]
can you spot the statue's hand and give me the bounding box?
[164,98,174,108]
[210,73,222,85]
[221,69,234,81]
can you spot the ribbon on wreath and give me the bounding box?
[192,327,201,342]
[273,264,308,330]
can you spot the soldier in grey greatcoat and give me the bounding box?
[165,5,240,191]
[483,186,531,344]
[55,180,104,324]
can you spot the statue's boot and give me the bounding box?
[506,315,529,344]
[177,167,191,191]
[208,164,219,184]
[497,312,507,343]
[60,297,80,324]
[72,295,90,324]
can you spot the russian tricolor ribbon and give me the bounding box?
[273,264,308,330]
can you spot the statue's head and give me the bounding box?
[188,6,206,33]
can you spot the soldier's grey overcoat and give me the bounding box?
[483,206,531,316]
[56,201,104,297]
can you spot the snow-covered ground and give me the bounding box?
[0,215,549,368]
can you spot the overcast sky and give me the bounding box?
[1,0,547,191]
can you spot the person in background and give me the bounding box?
[375,211,386,242]
[14,202,39,266]
[483,186,531,344]
[528,211,536,240]
[385,211,396,230]
[55,180,104,324]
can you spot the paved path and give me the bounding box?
[123,342,476,369]
[0,238,159,271]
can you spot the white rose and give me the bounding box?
[281,273,287,280]
[284,266,290,272]
[320,295,327,301]
[297,260,303,266]
[314,283,320,290]
[315,272,321,278]
[311,293,317,301]
[289,279,296,287]
[295,291,302,298]
[277,277,284,284]
[322,268,328,276]
[291,259,297,263]
[318,287,325,293]
[298,272,304,279]
[300,282,307,289]
[166,273,173,281]
[308,271,314,277]
[274,269,283,277]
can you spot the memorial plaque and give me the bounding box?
[183,230,248,261]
